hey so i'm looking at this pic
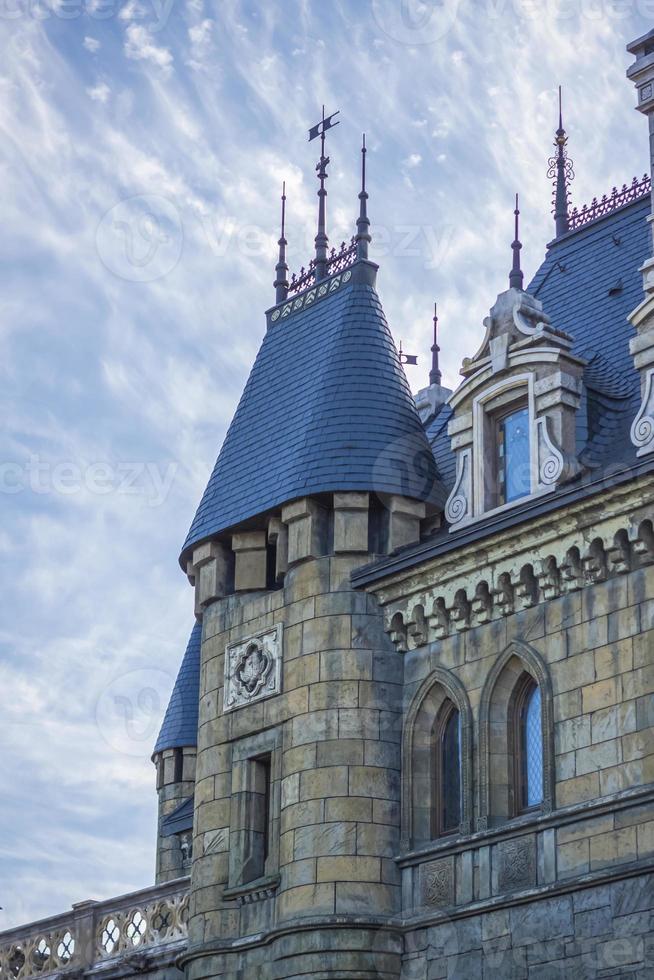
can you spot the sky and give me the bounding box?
[0,0,651,929]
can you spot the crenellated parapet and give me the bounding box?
[185,490,427,611]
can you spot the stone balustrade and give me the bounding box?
[0,878,189,980]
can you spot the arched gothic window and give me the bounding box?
[513,677,544,812]
[432,699,461,837]
[402,670,473,849]
[478,641,554,830]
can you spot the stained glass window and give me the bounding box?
[498,406,530,504]
[523,683,543,808]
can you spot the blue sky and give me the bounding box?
[0,0,650,928]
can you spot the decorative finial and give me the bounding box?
[547,85,574,238]
[509,193,524,290]
[355,133,371,261]
[274,181,289,304]
[430,302,442,385]
[309,106,340,281]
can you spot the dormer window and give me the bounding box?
[496,403,530,505]
[444,282,584,532]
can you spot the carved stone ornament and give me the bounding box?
[224,625,282,712]
[631,367,654,456]
[496,836,537,893]
[445,447,472,528]
[420,857,455,908]
[536,416,564,486]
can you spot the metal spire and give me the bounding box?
[509,193,524,290]
[273,181,289,304]
[355,133,371,261]
[548,85,574,238]
[309,106,340,281]
[429,302,442,385]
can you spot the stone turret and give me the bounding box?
[153,621,201,883]
[173,143,442,979]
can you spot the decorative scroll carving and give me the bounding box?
[497,837,537,893]
[420,857,455,908]
[224,625,282,712]
[445,448,472,528]
[536,416,564,487]
[631,367,654,456]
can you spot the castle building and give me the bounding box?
[3,29,654,980]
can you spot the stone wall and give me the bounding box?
[402,872,654,978]
[185,554,406,979]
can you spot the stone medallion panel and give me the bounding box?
[223,624,282,712]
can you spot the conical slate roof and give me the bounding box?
[153,620,201,755]
[181,261,440,563]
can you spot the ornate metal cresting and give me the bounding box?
[287,238,356,295]
[0,883,189,980]
[547,86,574,237]
[569,174,650,231]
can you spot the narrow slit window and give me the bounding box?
[513,676,543,813]
[432,700,462,837]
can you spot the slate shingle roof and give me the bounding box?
[153,620,201,755]
[161,796,194,837]
[181,266,441,562]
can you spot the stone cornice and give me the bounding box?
[357,474,654,650]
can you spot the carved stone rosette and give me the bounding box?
[223,624,283,712]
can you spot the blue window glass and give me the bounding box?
[524,684,543,808]
[441,706,461,833]
[499,407,530,503]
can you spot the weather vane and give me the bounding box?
[399,341,418,366]
[309,107,340,281]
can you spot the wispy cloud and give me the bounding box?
[0,0,650,930]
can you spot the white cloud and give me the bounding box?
[124,23,173,70]
[0,0,651,931]
[83,36,101,53]
[87,82,110,102]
